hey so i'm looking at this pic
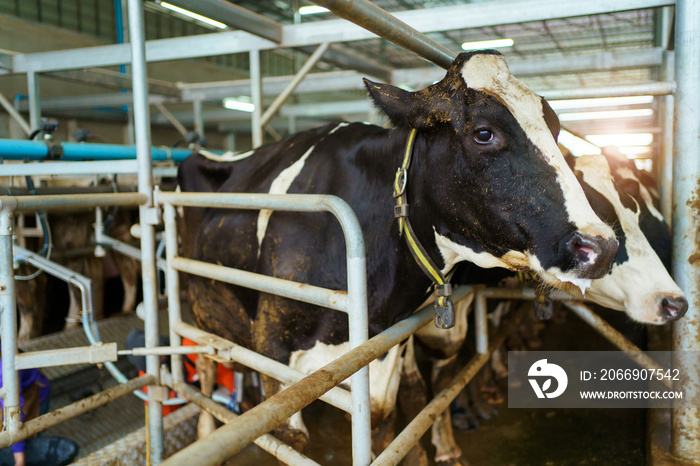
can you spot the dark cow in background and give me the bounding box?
[417,150,687,464]
[178,50,619,458]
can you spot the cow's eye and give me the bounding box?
[474,129,494,144]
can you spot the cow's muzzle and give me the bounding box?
[660,295,689,322]
[565,233,619,279]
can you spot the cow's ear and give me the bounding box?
[364,79,413,127]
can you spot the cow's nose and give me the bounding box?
[565,233,619,279]
[660,296,688,322]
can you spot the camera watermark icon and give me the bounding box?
[528,359,568,399]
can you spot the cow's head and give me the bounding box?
[364,50,618,293]
[572,153,687,324]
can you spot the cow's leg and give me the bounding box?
[196,353,218,438]
[430,355,466,466]
[64,284,83,330]
[113,252,139,313]
[398,338,429,466]
[15,272,46,342]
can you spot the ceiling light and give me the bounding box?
[559,130,601,157]
[618,146,652,156]
[223,97,255,113]
[558,109,654,122]
[585,133,654,147]
[548,95,654,110]
[158,2,227,29]
[299,5,330,15]
[461,38,514,51]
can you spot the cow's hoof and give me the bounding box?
[452,407,479,432]
[472,400,499,420]
[435,456,469,466]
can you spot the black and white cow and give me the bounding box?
[416,151,688,465]
[178,51,618,456]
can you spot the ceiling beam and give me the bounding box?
[164,0,282,43]
[11,0,675,73]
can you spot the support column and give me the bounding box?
[671,0,700,461]
[27,71,41,131]
[126,0,163,463]
[193,99,204,140]
[250,50,263,148]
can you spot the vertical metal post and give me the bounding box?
[659,51,674,222]
[250,50,263,148]
[27,71,41,131]
[126,0,163,463]
[671,0,700,461]
[0,204,21,440]
[474,291,488,354]
[163,203,184,386]
[193,99,204,140]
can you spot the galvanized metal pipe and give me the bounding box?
[659,51,675,222]
[540,81,675,100]
[6,192,146,212]
[250,50,263,148]
[0,375,155,449]
[16,344,118,370]
[155,102,188,137]
[260,43,330,128]
[0,91,31,136]
[170,380,321,466]
[372,301,530,466]
[171,256,349,312]
[163,202,185,386]
[174,321,352,412]
[118,345,215,357]
[193,98,204,139]
[160,285,473,466]
[474,291,488,355]
[127,0,163,461]
[311,0,454,69]
[671,0,700,460]
[0,204,21,440]
[27,71,40,131]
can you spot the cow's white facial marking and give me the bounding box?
[614,165,665,222]
[288,339,407,422]
[575,155,683,323]
[434,230,592,293]
[257,145,315,258]
[459,54,613,240]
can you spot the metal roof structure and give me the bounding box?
[0,0,676,160]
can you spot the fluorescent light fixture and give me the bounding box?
[618,146,652,156]
[559,130,601,157]
[548,95,654,110]
[559,109,653,122]
[223,97,255,113]
[158,2,227,29]
[461,38,514,51]
[299,5,330,15]
[585,133,654,147]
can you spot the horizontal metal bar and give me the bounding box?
[372,301,530,466]
[174,322,352,413]
[1,192,146,212]
[541,81,676,100]
[170,380,320,465]
[15,344,118,370]
[0,374,154,449]
[171,256,348,313]
[161,285,474,466]
[11,0,674,74]
[0,160,177,177]
[118,344,215,357]
[166,0,282,43]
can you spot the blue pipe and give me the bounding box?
[0,139,207,161]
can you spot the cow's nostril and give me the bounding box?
[661,296,689,321]
[566,232,618,279]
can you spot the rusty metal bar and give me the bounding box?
[564,302,671,389]
[372,301,530,466]
[169,380,321,466]
[160,285,473,466]
[310,0,454,69]
[0,375,154,449]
